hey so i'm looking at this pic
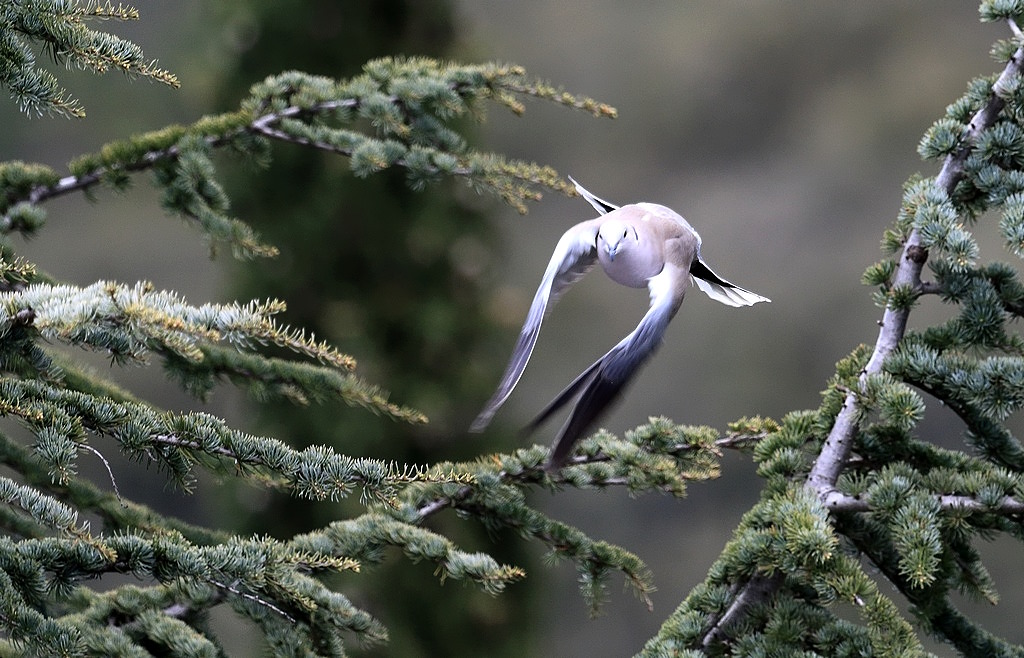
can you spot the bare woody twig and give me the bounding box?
[78,443,122,501]
[210,578,296,623]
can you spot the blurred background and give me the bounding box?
[1,2,1020,656]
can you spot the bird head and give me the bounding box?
[597,218,638,262]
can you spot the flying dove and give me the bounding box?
[471,178,769,468]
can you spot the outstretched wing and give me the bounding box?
[689,257,770,307]
[528,263,689,468]
[470,219,603,432]
[569,175,619,215]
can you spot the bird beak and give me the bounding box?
[605,244,618,262]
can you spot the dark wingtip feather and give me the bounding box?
[545,368,626,469]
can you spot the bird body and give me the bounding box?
[596,204,697,288]
[471,179,769,468]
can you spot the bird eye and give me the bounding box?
[622,229,628,239]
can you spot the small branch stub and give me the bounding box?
[906,245,928,264]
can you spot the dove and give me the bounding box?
[471,178,769,468]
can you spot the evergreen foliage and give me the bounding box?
[205,3,615,655]
[641,5,1024,657]
[0,1,178,118]
[6,1,1024,657]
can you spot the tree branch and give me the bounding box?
[699,22,1024,652]
[7,74,571,223]
[413,430,761,522]
[77,442,122,501]
[809,26,1024,498]
[210,578,296,623]
[701,572,785,650]
[22,101,361,210]
[819,489,1024,515]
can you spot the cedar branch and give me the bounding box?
[696,19,1024,652]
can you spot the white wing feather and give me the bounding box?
[470,219,602,432]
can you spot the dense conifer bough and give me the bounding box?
[0,5,733,655]
[12,1,1024,656]
[641,6,1024,657]
[0,2,179,118]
